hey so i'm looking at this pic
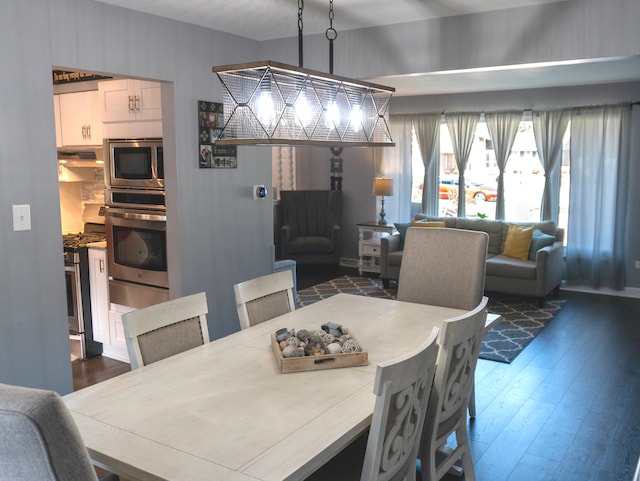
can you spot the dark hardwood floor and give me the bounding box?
[72,266,640,481]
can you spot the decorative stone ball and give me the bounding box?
[282,346,304,358]
[279,340,287,350]
[286,336,301,348]
[342,339,362,353]
[318,332,336,345]
[296,329,311,342]
[326,343,342,354]
[308,333,323,344]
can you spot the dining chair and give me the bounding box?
[397,227,489,311]
[305,327,440,481]
[397,226,488,418]
[122,291,209,369]
[418,296,488,481]
[0,382,119,481]
[233,270,296,330]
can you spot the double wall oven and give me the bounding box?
[104,138,169,309]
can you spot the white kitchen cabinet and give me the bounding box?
[88,247,109,344]
[57,90,103,146]
[89,246,129,362]
[100,79,162,122]
[53,95,62,147]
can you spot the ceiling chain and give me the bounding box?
[326,0,337,73]
[298,0,304,67]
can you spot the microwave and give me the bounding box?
[105,138,164,190]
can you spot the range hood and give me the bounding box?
[57,146,104,168]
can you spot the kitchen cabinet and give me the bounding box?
[88,246,129,362]
[57,90,103,146]
[53,95,62,147]
[58,164,94,183]
[89,247,109,344]
[100,79,162,138]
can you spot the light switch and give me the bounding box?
[12,204,31,231]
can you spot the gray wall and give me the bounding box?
[2,0,640,394]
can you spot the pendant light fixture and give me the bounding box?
[212,1,394,147]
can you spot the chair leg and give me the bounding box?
[468,382,476,418]
[536,296,545,308]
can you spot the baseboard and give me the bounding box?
[561,283,640,299]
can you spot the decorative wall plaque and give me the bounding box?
[198,100,237,168]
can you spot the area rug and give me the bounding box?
[296,275,567,364]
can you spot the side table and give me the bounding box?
[357,221,394,276]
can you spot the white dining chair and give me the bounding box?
[305,327,440,481]
[233,270,296,330]
[122,292,209,369]
[418,296,488,481]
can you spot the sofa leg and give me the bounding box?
[536,297,545,308]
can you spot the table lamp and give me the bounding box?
[373,177,393,225]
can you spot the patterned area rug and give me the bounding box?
[296,275,567,364]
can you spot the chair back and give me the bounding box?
[122,292,209,369]
[360,328,440,481]
[0,383,100,480]
[419,296,488,481]
[234,270,296,329]
[280,190,342,238]
[397,227,488,310]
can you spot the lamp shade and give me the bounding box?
[373,178,393,197]
[213,61,394,147]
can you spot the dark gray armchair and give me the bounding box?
[279,190,342,264]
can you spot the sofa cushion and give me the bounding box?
[528,228,556,260]
[286,236,334,254]
[394,223,411,249]
[455,218,504,255]
[503,224,533,260]
[486,255,537,280]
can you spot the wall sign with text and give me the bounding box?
[198,100,237,169]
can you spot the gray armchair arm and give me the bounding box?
[279,224,291,259]
[534,240,564,298]
[380,233,402,280]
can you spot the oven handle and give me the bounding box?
[107,209,166,222]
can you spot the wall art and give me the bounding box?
[198,100,237,168]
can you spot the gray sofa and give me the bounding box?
[380,215,564,307]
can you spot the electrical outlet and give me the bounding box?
[635,260,640,269]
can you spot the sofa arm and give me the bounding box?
[534,241,564,297]
[381,233,401,256]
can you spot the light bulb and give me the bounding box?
[257,91,274,127]
[350,105,363,132]
[324,101,341,130]
[295,93,311,127]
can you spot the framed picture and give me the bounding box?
[198,100,237,168]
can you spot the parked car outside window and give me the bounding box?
[438,176,497,202]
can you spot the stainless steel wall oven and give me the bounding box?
[105,206,169,308]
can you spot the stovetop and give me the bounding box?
[63,232,107,250]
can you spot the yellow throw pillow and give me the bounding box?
[411,220,446,228]
[503,224,533,260]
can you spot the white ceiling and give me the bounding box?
[92,0,563,42]
[91,0,640,96]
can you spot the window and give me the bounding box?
[411,117,570,233]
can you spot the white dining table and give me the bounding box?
[63,293,465,481]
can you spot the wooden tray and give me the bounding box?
[270,329,368,373]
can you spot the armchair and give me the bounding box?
[279,190,342,264]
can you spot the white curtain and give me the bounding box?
[532,110,570,223]
[412,114,441,216]
[485,111,522,220]
[382,115,414,223]
[445,112,481,217]
[566,104,630,289]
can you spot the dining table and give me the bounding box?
[63,293,466,481]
